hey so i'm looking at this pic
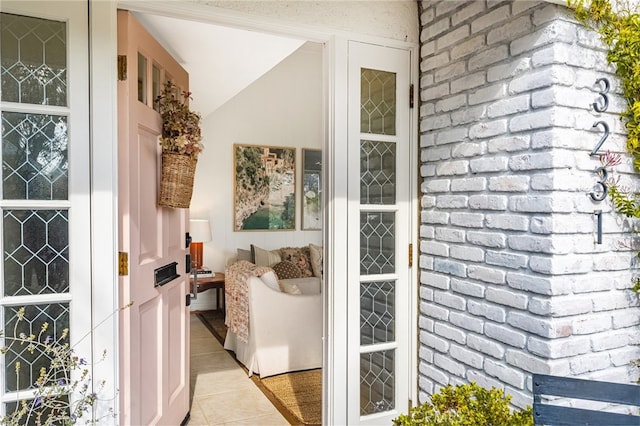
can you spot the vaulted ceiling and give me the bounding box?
[134,12,306,119]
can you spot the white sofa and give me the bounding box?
[224,275,322,378]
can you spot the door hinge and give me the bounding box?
[408,243,413,267]
[409,84,414,108]
[117,55,127,81]
[118,252,129,276]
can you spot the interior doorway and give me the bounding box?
[114,3,419,424]
[128,8,327,424]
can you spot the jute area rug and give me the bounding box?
[196,310,322,425]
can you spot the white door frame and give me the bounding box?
[89,1,120,422]
[91,1,419,424]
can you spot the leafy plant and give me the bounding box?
[569,0,640,291]
[571,0,640,167]
[155,80,203,158]
[393,382,533,426]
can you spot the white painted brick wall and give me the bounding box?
[418,0,640,409]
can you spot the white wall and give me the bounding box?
[196,0,419,43]
[189,42,323,309]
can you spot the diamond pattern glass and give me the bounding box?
[360,281,395,345]
[360,350,395,415]
[2,112,68,200]
[3,210,69,296]
[4,395,70,422]
[1,13,67,105]
[361,140,395,205]
[360,212,395,275]
[3,303,69,392]
[360,68,396,135]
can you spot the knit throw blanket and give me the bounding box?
[225,260,272,343]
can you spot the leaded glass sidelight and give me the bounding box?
[361,68,396,135]
[3,303,69,392]
[360,212,395,275]
[2,112,68,200]
[360,281,395,345]
[361,140,396,205]
[1,13,67,106]
[360,350,395,415]
[3,210,69,296]
[0,7,85,418]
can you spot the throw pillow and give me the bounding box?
[309,243,323,278]
[259,270,281,292]
[236,248,252,262]
[279,246,314,278]
[281,281,302,295]
[251,244,281,267]
[272,260,303,280]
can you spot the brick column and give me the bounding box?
[418,0,640,408]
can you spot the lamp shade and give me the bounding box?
[189,219,212,243]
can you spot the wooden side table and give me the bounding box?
[190,272,225,311]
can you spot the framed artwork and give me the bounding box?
[234,144,296,231]
[302,149,322,230]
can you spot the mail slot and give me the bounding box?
[154,262,179,287]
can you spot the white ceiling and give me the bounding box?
[133,12,306,119]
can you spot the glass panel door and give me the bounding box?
[347,42,412,425]
[360,68,399,417]
[0,2,90,421]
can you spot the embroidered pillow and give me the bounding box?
[309,244,323,278]
[272,260,303,280]
[251,244,281,267]
[279,246,314,278]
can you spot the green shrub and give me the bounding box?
[392,382,533,426]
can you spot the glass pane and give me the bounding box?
[3,210,69,296]
[361,68,396,135]
[360,350,395,415]
[152,63,161,112]
[361,140,396,205]
[137,52,147,104]
[2,112,68,200]
[360,212,395,275]
[3,303,69,392]
[360,281,395,345]
[302,149,322,230]
[4,395,70,425]
[1,13,67,105]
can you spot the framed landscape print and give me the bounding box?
[302,149,322,230]
[234,144,296,231]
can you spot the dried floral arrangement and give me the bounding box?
[0,303,134,425]
[155,80,203,158]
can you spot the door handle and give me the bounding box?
[187,253,198,301]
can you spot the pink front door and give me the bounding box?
[117,11,190,425]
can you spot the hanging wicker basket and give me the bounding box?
[159,152,198,208]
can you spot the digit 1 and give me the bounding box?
[595,210,603,245]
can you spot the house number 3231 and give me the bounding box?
[589,77,611,244]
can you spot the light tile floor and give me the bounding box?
[188,314,289,425]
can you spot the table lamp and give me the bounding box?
[189,219,212,271]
